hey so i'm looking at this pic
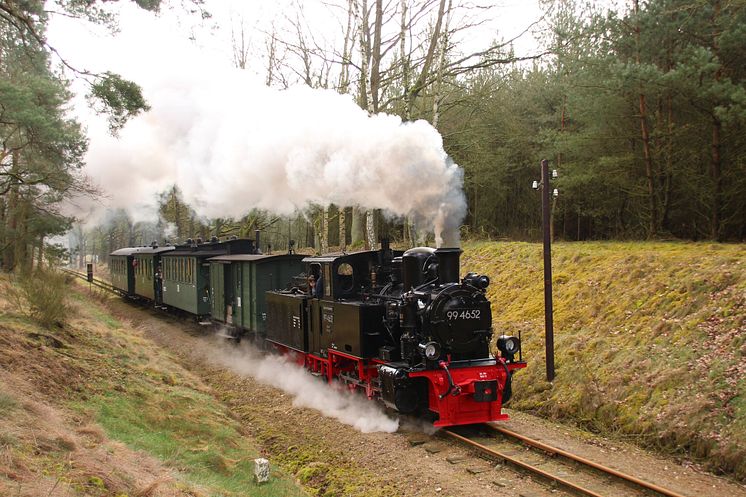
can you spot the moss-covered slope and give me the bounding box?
[462,241,745,479]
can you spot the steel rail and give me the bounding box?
[443,429,607,497]
[61,268,119,294]
[489,425,689,497]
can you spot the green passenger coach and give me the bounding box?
[111,245,175,298]
[133,246,176,304]
[110,247,138,295]
[208,253,305,339]
[161,238,255,316]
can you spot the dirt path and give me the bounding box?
[108,298,746,497]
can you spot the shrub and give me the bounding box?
[13,270,71,328]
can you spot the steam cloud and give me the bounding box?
[54,4,467,246]
[207,338,400,433]
[85,73,466,246]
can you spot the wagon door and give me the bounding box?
[210,262,225,321]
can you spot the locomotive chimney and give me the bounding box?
[254,229,262,254]
[435,247,461,285]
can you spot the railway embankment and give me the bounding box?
[2,261,745,497]
[0,273,306,497]
[461,241,746,480]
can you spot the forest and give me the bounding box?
[1,0,745,271]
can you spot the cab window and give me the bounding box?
[337,263,354,293]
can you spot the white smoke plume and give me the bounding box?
[207,338,400,433]
[88,75,466,246]
[52,6,467,247]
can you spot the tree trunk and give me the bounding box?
[431,0,452,128]
[358,0,371,110]
[351,207,365,245]
[710,116,722,240]
[265,29,277,86]
[406,0,447,118]
[634,0,657,238]
[338,0,355,94]
[661,94,674,230]
[339,207,347,251]
[365,209,376,249]
[370,0,383,112]
[0,194,5,270]
[3,151,20,271]
[37,236,44,270]
[321,207,329,253]
[709,1,723,241]
[399,0,410,119]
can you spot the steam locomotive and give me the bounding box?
[110,235,525,427]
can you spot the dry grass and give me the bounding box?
[0,273,306,496]
[461,241,746,480]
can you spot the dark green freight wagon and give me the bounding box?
[161,239,255,316]
[208,254,304,338]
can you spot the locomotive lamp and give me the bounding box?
[419,341,441,361]
[497,335,521,362]
[463,272,490,290]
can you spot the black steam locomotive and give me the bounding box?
[266,242,525,426]
[110,236,525,427]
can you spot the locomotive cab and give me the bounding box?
[300,249,403,357]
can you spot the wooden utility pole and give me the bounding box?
[541,159,555,382]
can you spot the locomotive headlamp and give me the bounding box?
[463,273,490,289]
[497,335,521,361]
[419,341,441,361]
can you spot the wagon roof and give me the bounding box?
[164,249,228,257]
[301,249,402,263]
[207,253,304,263]
[110,246,175,256]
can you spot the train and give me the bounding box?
[109,232,526,427]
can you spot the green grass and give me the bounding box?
[78,386,302,497]
[462,240,746,479]
[0,392,17,416]
[87,305,122,330]
[57,286,306,497]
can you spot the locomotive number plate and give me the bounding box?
[446,309,481,320]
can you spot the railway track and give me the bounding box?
[443,424,690,497]
[61,267,120,294]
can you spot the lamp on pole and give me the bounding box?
[532,159,558,382]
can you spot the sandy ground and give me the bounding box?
[110,298,746,497]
